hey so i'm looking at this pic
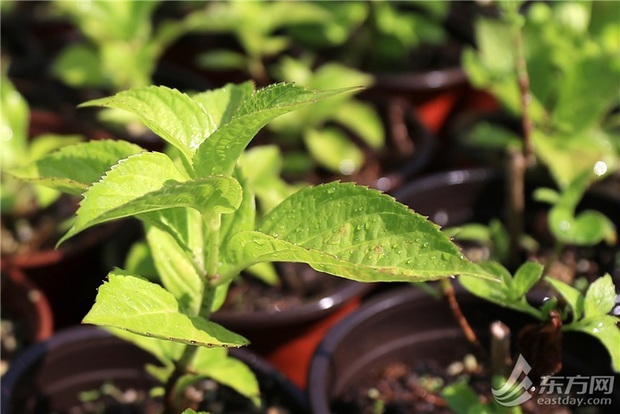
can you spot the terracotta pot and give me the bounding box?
[1,266,53,378]
[1,325,310,414]
[307,286,620,413]
[212,265,375,390]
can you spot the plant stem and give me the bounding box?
[204,214,222,282]
[164,213,222,412]
[440,278,487,360]
[164,345,199,414]
[506,148,526,269]
[388,98,416,157]
[489,321,512,378]
[501,0,535,269]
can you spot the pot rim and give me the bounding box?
[1,266,54,343]
[213,278,375,328]
[1,325,309,414]
[374,67,468,92]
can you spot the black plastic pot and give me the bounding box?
[212,265,375,389]
[1,325,309,414]
[307,286,620,414]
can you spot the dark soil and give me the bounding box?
[331,356,575,414]
[0,312,26,377]
[0,194,78,257]
[62,372,300,414]
[221,262,343,314]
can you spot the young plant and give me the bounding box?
[12,81,491,413]
[462,0,619,189]
[427,2,619,407]
[51,0,194,91]
[189,0,331,85]
[459,262,619,373]
[287,0,451,73]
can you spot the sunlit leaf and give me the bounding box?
[83,272,249,348]
[221,182,491,282]
[10,140,143,195]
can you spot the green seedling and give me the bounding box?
[12,81,491,413]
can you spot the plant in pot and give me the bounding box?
[308,272,619,413]
[308,1,620,412]
[6,81,492,413]
[48,0,211,150]
[451,0,619,185]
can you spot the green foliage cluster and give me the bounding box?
[0,71,82,217]
[463,0,619,188]
[12,82,490,412]
[51,0,193,90]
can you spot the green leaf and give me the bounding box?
[573,315,620,372]
[221,182,491,282]
[191,347,261,407]
[584,274,617,317]
[332,100,385,150]
[238,145,300,214]
[512,261,544,299]
[52,44,108,88]
[460,262,543,319]
[533,187,561,205]
[123,240,158,280]
[533,130,616,189]
[1,72,28,167]
[553,209,616,246]
[83,272,249,348]
[191,81,254,127]
[220,168,256,244]
[460,262,512,305]
[446,223,492,244]
[196,49,248,71]
[545,170,616,245]
[61,152,242,244]
[107,327,182,367]
[552,54,619,134]
[10,140,143,195]
[441,380,481,414]
[192,83,357,177]
[146,224,203,315]
[546,277,584,320]
[304,127,364,175]
[80,86,217,163]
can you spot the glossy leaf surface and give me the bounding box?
[221,182,491,282]
[83,272,249,347]
[192,83,355,177]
